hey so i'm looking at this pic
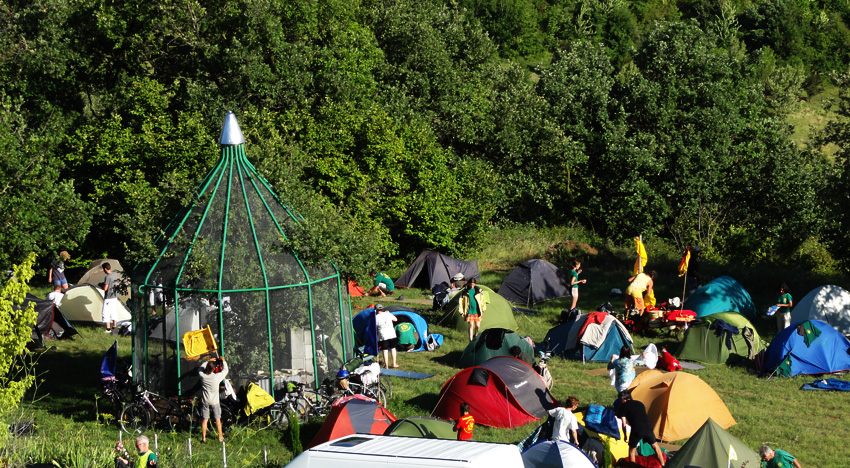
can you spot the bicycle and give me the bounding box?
[268,382,333,427]
[326,353,392,407]
[119,384,186,434]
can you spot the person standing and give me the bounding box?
[48,251,71,292]
[759,445,801,468]
[374,304,399,368]
[114,435,157,468]
[625,270,656,316]
[454,402,475,440]
[615,390,666,466]
[548,396,580,445]
[198,356,229,443]
[366,270,395,297]
[459,277,486,341]
[569,260,587,311]
[775,283,793,333]
[610,345,645,393]
[102,262,121,333]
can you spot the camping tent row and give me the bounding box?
[765,319,850,377]
[538,312,633,363]
[790,285,850,337]
[676,312,764,365]
[498,259,571,306]
[433,356,557,429]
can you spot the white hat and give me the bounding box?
[452,273,465,281]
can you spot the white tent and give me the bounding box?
[521,440,596,468]
[77,259,131,303]
[58,284,132,323]
[790,285,850,336]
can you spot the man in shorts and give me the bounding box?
[102,262,121,333]
[615,390,665,466]
[198,356,229,442]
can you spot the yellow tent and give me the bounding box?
[628,370,735,442]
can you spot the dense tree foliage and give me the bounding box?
[1,0,847,275]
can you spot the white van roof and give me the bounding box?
[287,434,523,467]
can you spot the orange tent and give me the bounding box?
[628,370,735,442]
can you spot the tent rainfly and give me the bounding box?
[395,250,479,290]
[683,276,757,319]
[131,112,351,398]
[790,285,850,337]
[498,259,571,306]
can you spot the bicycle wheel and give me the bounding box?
[303,390,332,418]
[120,402,151,434]
[380,376,392,399]
[288,396,311,423]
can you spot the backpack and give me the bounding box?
[425,334,444,351]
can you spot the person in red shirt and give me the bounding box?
[454,402,475,441]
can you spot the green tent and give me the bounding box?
[666,418,759,468]
[383,417,456,439]
[438,285,518,333]
[676,312,763,365]
[458,328,533,368]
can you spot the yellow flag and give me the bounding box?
[728,444,738,461]
[633,237,648,276]
[182,325,217,357]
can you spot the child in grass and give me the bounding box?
[454,402,474,441]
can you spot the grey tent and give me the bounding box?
[395,250,479,290]
[21,294,77,348]
[499,259,570,306]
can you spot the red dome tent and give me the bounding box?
[433,356,557,429]
[307,394,396,448]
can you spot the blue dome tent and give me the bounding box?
[353,306,430,355]
[764,320,850,377]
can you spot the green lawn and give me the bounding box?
[5,242,850,467]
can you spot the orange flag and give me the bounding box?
[678,248,691,277]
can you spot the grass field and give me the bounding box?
[4,230,850,467]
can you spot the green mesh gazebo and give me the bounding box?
[131,112,352,397]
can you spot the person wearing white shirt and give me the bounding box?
[374,304,399,368]
[549,396,580,445]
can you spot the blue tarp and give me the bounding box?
[683,276,757,319]
[765,320,850,376]
[800,378,850,391]
[353,306,430,355]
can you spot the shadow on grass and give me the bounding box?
[27,345,110,422]
[405,393,441,413]
[430,350,462,368]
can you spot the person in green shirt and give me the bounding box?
[394,321,418,351]
[568,260,587,311]
[775,283,793,333]
[115,435,157,468]
[760,445,801,468]
[367,270,395,297]
[459,277,486,341]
